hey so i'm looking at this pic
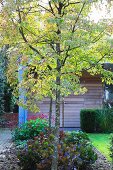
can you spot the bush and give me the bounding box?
[80,109,97,132]
[18,132,54,170]
[96,108,113,132]
[17,131,97,170]
[12,118,48,141]
[80,108,113,132]
[64,131,90,144]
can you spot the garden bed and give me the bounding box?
[0,146,111,170]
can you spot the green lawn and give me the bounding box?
[88,133,111,161]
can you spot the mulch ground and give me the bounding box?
[0,147,20,170]
[88,148,112,170]
[0,146,112,170]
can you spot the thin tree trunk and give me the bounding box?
[49,97,52,129]
[62,97,64,128]
[51,3,62,169]
[51,58,61,170]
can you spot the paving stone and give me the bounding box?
[0,128,12,152]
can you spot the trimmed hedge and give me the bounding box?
[80,108,113,133]
[80,109,97,132]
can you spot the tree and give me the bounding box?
[0,0,113,169]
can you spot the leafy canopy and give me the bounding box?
[0,0,113,112]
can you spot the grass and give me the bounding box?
[88,133,111,162]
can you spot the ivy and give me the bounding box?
[0,45,14,114]
[0,47,6,115]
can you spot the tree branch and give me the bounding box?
[63,0,81,10]
[84,53,110,71]
[61,52,112,76]
[49,1,55,15]
[38,4,55,16]
[61,46,70,66]
[91,28,106,43]
[72,2,86,33]
[50,42,57,53]
[19,27,43,56]
[61,45,81,66]
[17,6,45,58]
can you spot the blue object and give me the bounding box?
[18,66,28,126]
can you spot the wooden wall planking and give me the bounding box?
[28,75,104,128]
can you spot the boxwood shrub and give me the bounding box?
[80,109,97,132]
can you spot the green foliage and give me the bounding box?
[1,0,113,113]
[12,118,49,141]
[96,108,113,132]
[0,48,6,115]
[4,84,14,112]
[18,132,54,170]
[65,131,90,144]
[80,109,97,132]
[17,130,97,170]
[80,108,113,132]
[0,46,15,114]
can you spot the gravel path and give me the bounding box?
[89,148,112,170]
[0,147,20,170]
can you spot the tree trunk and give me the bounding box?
[51,3,62,169]
[62,97,64,128]
[51,60,61,170]
[49,97,52,129]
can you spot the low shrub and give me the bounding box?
[80,109,97,132]
[64,131,90,144]
[18,132,54,170]
[12,118,48,141]
[17,131,97,170]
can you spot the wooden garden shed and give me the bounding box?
[19,63,113,128]
[28,72,104,128]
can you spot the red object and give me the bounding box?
[27,113,55,123]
